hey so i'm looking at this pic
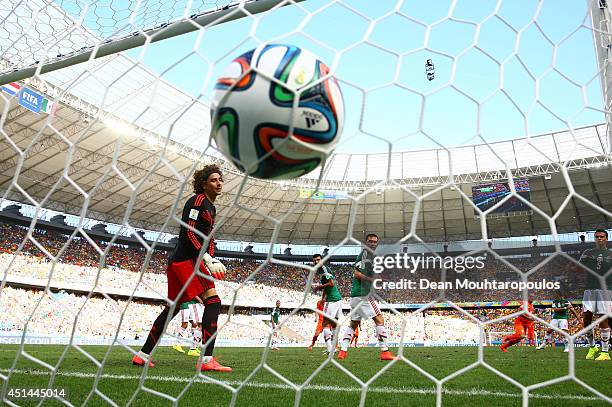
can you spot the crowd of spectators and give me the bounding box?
[0,287,490,345]
[0,286,163,339]
[0,223,591,305]
[378,254,588,303]
[0,224,168,273]
[0,222,596,348]
[0,253,321,308]
[0,284,590,346]
[0,287,289,344]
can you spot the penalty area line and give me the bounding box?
[0,369,605,402]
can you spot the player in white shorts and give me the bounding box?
[578,229,611,361]
[537,295,578,352]
[174,299,203,356]
[338,233,395,361]
[189,301,204,323]
[349,296,381,320]
[312,253,343,355]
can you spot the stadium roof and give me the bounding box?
[1,0,611,244]
[1,81,610,245]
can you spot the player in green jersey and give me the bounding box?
[536,293,578,352]
[338,233,395,361]
[579,229,611,361]
[270,300,281,350]
[312,253,343,355]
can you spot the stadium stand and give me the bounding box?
[0,222,589,347]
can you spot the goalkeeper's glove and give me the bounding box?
[203,253,226,280]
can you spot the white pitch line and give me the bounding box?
[0,369,605,402]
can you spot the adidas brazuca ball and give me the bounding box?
[211,44,344,180]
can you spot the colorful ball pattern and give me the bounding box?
[211,44,344,180]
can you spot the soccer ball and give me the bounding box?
[211,44,344,180]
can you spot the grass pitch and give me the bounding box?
[0,344,609,406]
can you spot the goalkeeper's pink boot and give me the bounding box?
[132,354,155,367]
[198,357,232,372]
[380,350,397,360]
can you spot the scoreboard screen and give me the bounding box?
[471,180,531,213]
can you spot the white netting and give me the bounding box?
[0,0,249,76]
[0,0,611,406]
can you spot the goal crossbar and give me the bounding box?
[0,0,305,86]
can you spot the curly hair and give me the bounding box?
[192,164,222,194]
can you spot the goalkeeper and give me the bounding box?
[132,165,231,372]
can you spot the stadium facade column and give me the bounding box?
[589,0,612,151]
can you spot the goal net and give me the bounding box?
[0,0,611,406]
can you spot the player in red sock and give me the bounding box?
[527,321,535,346]
[500,300,534,352]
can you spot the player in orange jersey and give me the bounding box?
[308,299,325,350]
[500,301,535,352]
[527,321,536,346]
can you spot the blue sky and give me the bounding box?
[60,0,605,154]
[77,0,605,154]
[32,0,604,248]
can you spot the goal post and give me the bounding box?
[0,0,305,86]
[588,0,612,150]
